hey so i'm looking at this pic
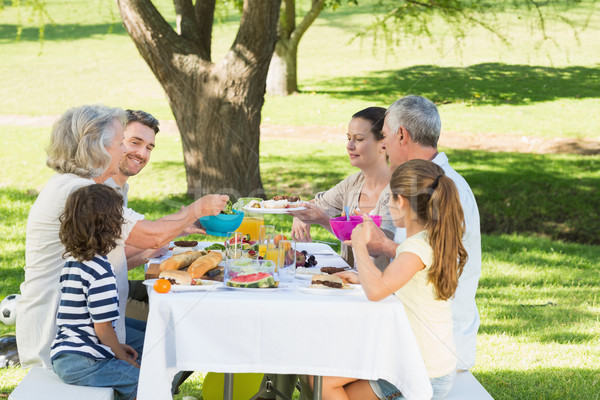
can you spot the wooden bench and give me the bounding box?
[9,366,114,400]
[446,371,494,400]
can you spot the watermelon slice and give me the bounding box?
[226,272,277,288]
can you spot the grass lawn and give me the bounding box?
[1,0,600,398]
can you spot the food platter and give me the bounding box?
[143,279,222,292]
[242,205,306,214]
[297,284,362,296]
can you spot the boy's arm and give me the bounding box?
[94,321,139,368]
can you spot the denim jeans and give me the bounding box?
[370,371,456,400]
[125,317,146,363]
[52,352,139,400]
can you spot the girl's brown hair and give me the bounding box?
[59,184,124,262]
[390,159,468,300]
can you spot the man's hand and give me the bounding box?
[345,214,398,258]
[291,217,311,242]
[193,194,230,217]
[180,219,207,236]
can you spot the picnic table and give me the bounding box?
[137,242,432,400]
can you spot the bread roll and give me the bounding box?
[188,251,223,279]
[159,250,207,271]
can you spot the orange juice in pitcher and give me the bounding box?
[237,216,264,242]
[233,197,264,241]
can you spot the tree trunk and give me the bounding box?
[266,0,326,96]
[266,40,298,96]
[117,0,280,198]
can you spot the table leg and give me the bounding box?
[224,373,234,400]
[313,376,323,400]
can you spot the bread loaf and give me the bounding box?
[159,250,207,271]
[188,251,223,279]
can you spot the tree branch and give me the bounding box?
[173,0,199,40]
[194,0,216,61]
[279,0,296,40]
[290,0,326,47]
[231,0,281,65]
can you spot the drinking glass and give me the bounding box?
[258,225,275,258]
[225,232,245,260]
[277,240,296,282]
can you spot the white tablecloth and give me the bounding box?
[138,243,432,400]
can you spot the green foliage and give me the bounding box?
[362,0,597,50]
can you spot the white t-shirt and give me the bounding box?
[16,173,144,368]
[104,177,129,207]
[394,152,482,370]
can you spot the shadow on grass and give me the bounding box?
[475,367,600,400]
[0,22,131,42]
[310,63,600,105]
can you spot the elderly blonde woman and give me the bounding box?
[16,104,228,370]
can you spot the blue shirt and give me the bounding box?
[50,255,120,361]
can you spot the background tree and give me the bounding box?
[266,0,356,96]
[116,0,281,198]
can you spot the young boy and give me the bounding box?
[51,184,139,400]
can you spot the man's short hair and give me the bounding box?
[386,95,441,148]
[126,109,160,134]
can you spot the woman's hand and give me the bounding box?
[287,203,329,227]
[291,217,311,242]
[336,270,360,284]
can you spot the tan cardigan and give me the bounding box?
[314,172,394,271]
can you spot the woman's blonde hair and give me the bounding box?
[46,105,126,178]
[390,159,468,300]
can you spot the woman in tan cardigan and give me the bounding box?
[290,107,394,270]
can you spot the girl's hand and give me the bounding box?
[336,270,360,284]
[291,217,311,242]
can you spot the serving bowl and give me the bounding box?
[329,215,382,241]
[199,210,244,237]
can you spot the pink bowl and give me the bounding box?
[329,215,382,241]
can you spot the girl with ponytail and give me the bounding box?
[320,159,467,400]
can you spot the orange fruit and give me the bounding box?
[274,234,288,248]
[154,278,172,293]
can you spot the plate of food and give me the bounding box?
[144,271,222,292]
[296,274,360,295]
[243,196,306,214]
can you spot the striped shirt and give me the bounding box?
[50,255,120,361]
